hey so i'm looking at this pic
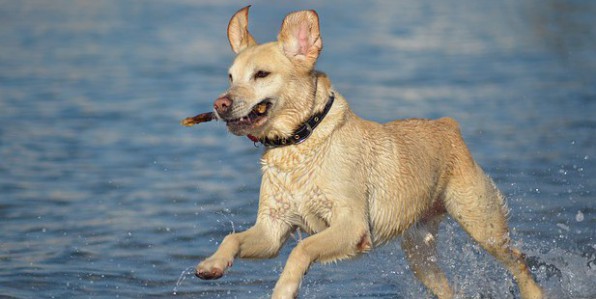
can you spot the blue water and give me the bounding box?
[1,0,594,298]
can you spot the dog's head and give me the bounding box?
[213,6,323,139]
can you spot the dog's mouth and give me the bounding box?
[225,99,272,133]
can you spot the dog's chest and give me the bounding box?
[261,150,333,233]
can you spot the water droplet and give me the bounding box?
[173,266,195,295]
[556,223,569,232]
[576,210,584,222]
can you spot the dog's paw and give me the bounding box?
[195,257,232,280]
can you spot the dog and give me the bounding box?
[195,6,544,299]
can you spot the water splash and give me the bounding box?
[216,211,236,234]
[172,266,195,296]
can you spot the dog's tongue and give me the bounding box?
[247,134,259,143]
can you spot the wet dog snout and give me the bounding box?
[214,96,233,115]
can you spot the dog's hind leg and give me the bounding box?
[444,162,543,299]
[402,214,454,299]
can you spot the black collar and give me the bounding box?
[259,92,335,148]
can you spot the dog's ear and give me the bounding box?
[278,10,322,68]
[227,6,257,54]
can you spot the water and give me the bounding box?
[0,0,594,298]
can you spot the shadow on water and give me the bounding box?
[0,0,594,298]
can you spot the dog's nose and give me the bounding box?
[214,96,232,115]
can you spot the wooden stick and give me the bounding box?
[180,112,215,127]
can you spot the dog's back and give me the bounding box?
[332,115,466,245]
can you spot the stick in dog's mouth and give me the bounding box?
[226,100,272,125]
[181,100,271,128]
[180,112,215,127]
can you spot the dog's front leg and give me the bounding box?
[271,210,371,299]
[196,219,291,280]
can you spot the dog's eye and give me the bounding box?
[254,70,270,79]
[228,73,233,82]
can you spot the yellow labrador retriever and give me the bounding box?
[195,6,543,299]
